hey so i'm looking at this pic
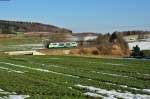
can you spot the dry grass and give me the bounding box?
[39,45,130,57]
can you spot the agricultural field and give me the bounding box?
[0,56,150,99]
[0,37,44,51]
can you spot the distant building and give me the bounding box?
[84,36,98,41]
[68,33,98,42]
[123,35,139,42]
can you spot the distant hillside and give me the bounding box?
[0,20,72,34]
[115,31,150,36]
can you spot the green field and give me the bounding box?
[0,56,150,99]
[0,37,44,51]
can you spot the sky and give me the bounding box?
[0,0,150,33]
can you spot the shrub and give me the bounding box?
[97,45,112,55]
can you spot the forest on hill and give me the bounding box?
[0,20,72,34]
[115,31,150,36]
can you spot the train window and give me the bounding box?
[52,43,57,45]
[59,43,64,46]
[66,43,70,45]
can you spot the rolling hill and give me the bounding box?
[0,20,72,34]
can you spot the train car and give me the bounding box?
[48,42,78,48]
[65,42,78,48]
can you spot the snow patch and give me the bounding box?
[104,63,125,66]
[0,91,10,94]
[28,62,66,69]
[100,72,133,78]
[105,82,142,92]
[0,89,4,92]
[0,62,79,78]
[43,64,66,69]
[84,92,102,98]
[76,84,150,99]
[92,71,133,79]
[47,70,79,78]
[0,88,29,99]
[0,88,15,95]
[49,64,66,68]
[0,67,24,74]
[8,95,30,99]
[143,89,150,93]
[128,41,150,50]
[90,61,125,66]
[137,72,150,77]
[68,87,73,89]
[49,58,60,60]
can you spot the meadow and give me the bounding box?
[0,55,150,99]
[0,37,44,51]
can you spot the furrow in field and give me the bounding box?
[34,62,135,79]
[27,61,130,78]
[0,67,24,74]
[103,63,125,66]
[90,61,125,66]
[82,75,150,94]
[26,62,150,93]
[91,70,134,79]
[137,72,150,77]
[1,57,150,98]
[15,57,150,79]
[49,58,60,60]
[89,61,150,77]
[0,62,79,78]
[34,63,66,69]
[27,62,150,93]
[0,61,141,94]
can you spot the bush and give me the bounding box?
[92,49,99,55]
[97,45,112,55]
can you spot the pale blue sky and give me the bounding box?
[0,0,150,33]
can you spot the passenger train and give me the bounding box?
[48,42,78,48]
